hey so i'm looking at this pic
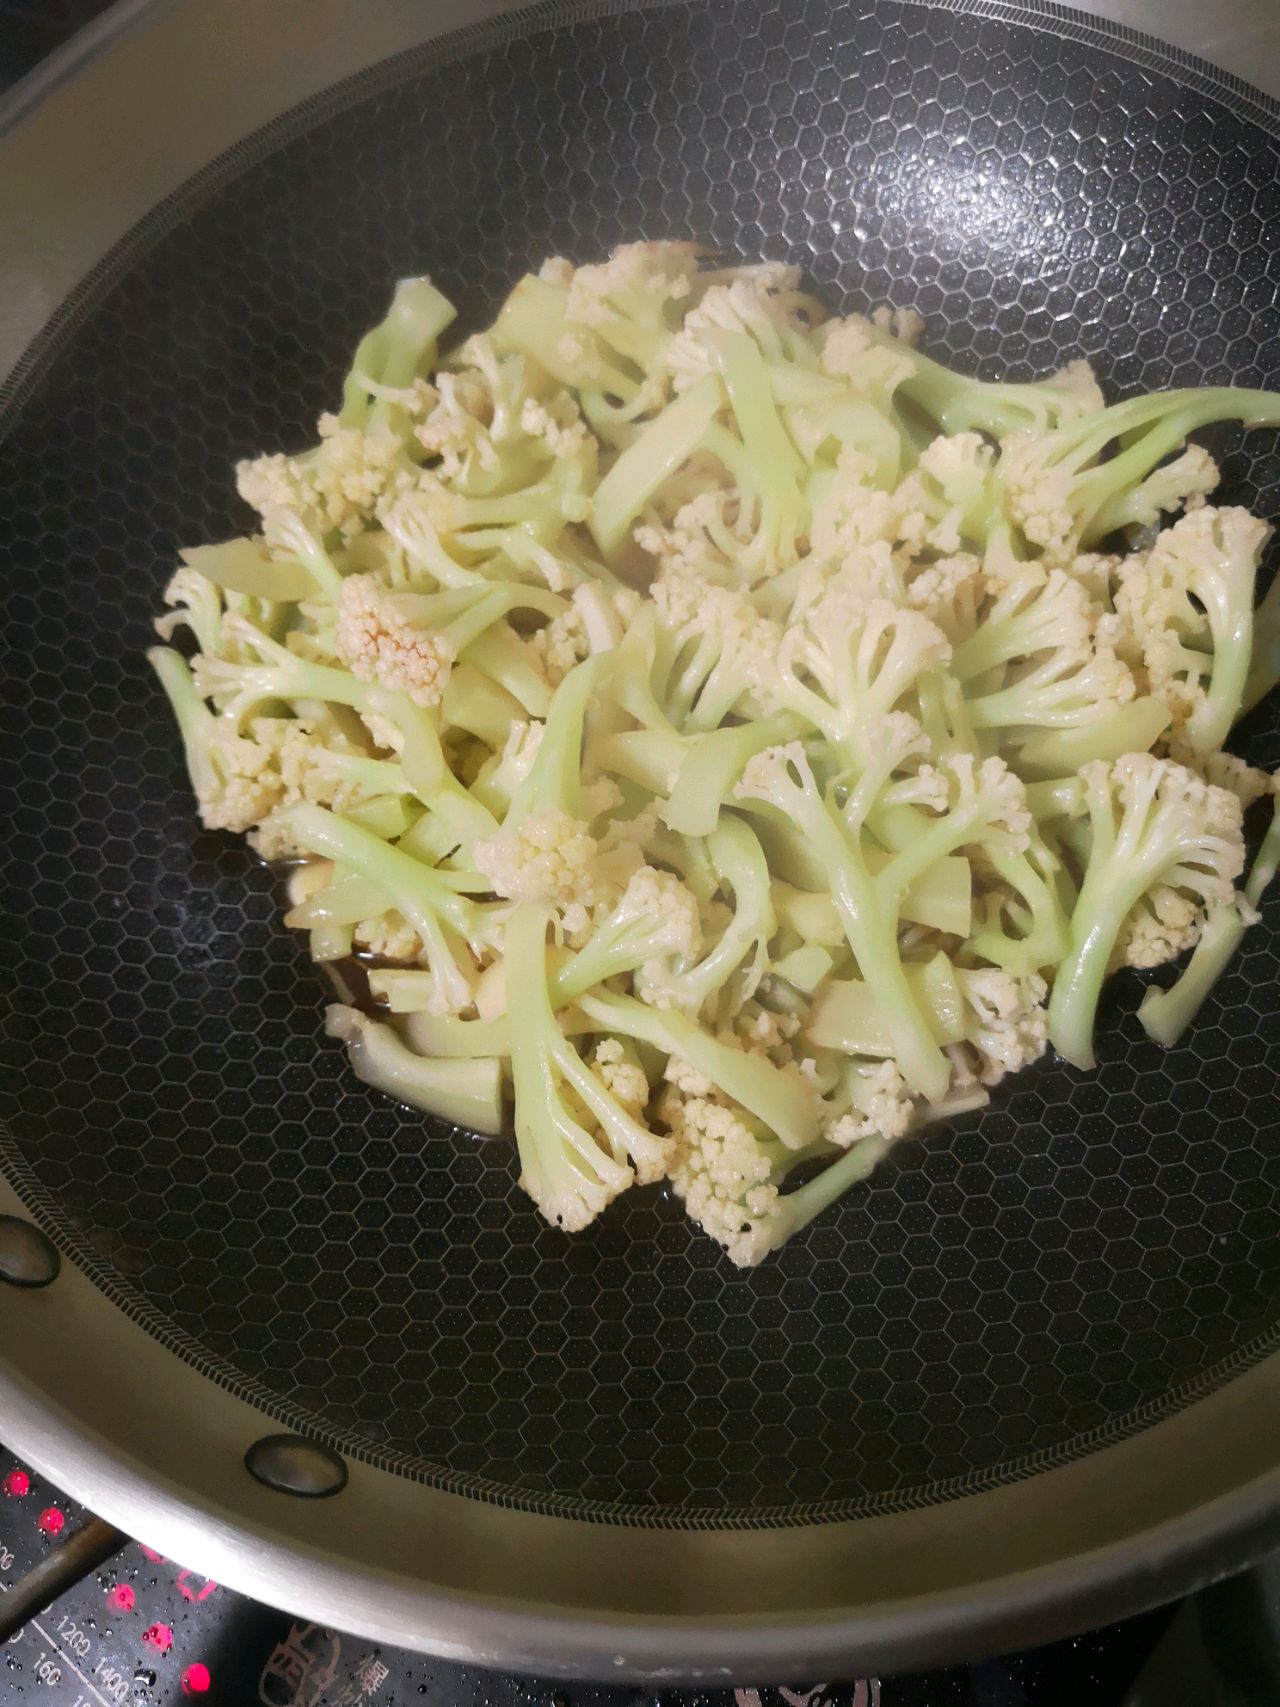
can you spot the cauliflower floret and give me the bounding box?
[519,394,594,460]
[1045,359,1106,422]
[1119,444,1220,534]
[905,553,985,641]
[1117,886,1202,969]
[592,1038,651,1124]
[957,970,1049,1086]
[1186,750,1276,810]
[1114,505,1271,753]
[827,1059,917,1145]
[998,430,1078,563]
[738,1006,802,1056]
[903,752,1032,850]
[566,239,701,325]
[360,709,405,753]
[651,573,783,709]
[816,314,917,398]
[664,275,804,389]
[472,810,607,935]
[634,484,751,578]
[871,304,926,347]
[617,866,704,966]
[335,573,454,707]
[1065,549,1123,603]
[260,720,369,814]
[659,1084,781,1267]
[195,723,285,833]
[354,909,422,963]
[560,241,701,396]
[663,1056,717,1098]
[237,415,412,541]
[1048,753,1244,1068]
[530,602,591,687]
[917,431,996,512]
[415,369,499,481]
[808,449,953,559]
[154,566,223,653]
[247,808,305,863]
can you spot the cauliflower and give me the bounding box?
[563,240,702,385]
[530,583,636,686]
[905,553,985,642]
[955,969,1048,1086]
[661,1077,893,1267]
[916,752,1033,851]
[1115,443,1219,533]
[871,304,926,346]
[335,573,455,707]
[237,414,412,541]
[592,1038,650,1122]
[353,910,423,964]
[951,564,1096,683]
[652,574,784,728]
[1187,749,1275,810]
[738,1005,802,1056]
[827,1059,917,1145]
[660,1083,781,1264]
[415,369,499,481]
[503,904,671,1227]
[194,723,286,833]
[817,314,917,400]
[151,241,1280,1268]
[808,449,934,558]
[663,272,806,390]
[1116,886,1202,970]
[472,809,607,934]
[154,565,224,655]
[555,866,703,1002]
[1114,505,1271,753]
[913,431,997,542]
[1048,753,1244,1068]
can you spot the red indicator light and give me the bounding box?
[3,1471,29,1497]
[175,1569,219,1603]
[37,1506,64,1536]
[143,1623,173,1653]
[182,1663,211,1695]
[107,1583,135,1612]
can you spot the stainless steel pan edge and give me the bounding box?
[4,0,1280,1682]
[1,1167,1279,1679]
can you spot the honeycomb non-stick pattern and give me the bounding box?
[3,0,1280,1526]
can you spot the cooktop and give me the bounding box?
[0,1446,1184,1707]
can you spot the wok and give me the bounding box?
[3,0,1280,1683]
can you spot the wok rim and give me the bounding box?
[3,0,1280,1680]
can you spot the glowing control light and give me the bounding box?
[181,1663,211,1695]
[107,1583,135,1612]
[37,1506,64,1536]
[2,1470,29,1497]
[143,1623,173,1653]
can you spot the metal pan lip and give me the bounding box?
[3,1302,1279,1682]
[4,0,1280,1679]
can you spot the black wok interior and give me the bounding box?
[2,0,1280,1527]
